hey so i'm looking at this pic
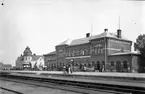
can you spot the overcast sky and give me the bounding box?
[0,0,144,65]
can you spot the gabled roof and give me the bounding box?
[56,39,72,46]
[16,56,23,62]
[43,51,56,56]
[70,37,90,46]
[91,31,130,41]
[56,30,132,47]
[32,55,44,61]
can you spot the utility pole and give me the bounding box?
[91,23,93,37]
[119,16,120,29]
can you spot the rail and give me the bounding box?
[1,73,145,94]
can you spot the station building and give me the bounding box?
[16,46,45,70]
[44,29,140,72]
[43,51,57,71]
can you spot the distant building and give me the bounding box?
[15,56,23,69]
[0,62,3,70]
[46,29,140,72]
[2,64,12,70]
[15,46,45,70]
[43,51,57,71]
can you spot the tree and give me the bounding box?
[134,34,145,57]
[134,34,145,72]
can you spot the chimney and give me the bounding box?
[104,28,108,32]
[86,33,90,37]
[117,29,121,38]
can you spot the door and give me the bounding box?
[116,61,121,72]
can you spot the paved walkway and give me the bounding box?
[1,70,145,78]
[7,70,145,78]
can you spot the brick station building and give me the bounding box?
[44,29,140,72]
[43,51,57,71]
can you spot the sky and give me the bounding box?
[0,0,144,66]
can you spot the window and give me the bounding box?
[69,51,71,56]
[88,63,91,68]
[111,61,114,66]
[76,50,79,56]
[82,50,85,55]
[72,50,75,56]
[80,49,84,55]
[66,52,68,57]
[123,61,128,69]
[84,49,88,55]
[73,50,76,56]
[91,48,94,54]
[101,48,103,54]
[95,48,97,55]
[98,48,100,54]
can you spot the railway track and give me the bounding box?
[1,74,145,94]
[0,86,23,94]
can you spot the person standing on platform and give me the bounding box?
[66,65,69,74]
[63,65,66,74]
[68,65,72,74]
[102,65,105,72]
[70,65,73,74]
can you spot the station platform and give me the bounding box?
[1,70,145,89]
[1,70,145,90]
[1,70,145,81]
[2,70,145,78]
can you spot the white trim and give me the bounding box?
[65,56,91,59]
[106,48,130,52]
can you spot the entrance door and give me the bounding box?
[97,61,100,71]
[116,61,121,72]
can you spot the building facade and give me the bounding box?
[45,29,140,72]
[43,51,57,71]
[0,62,3,70]
[15,46,45,70]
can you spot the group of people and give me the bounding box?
[63,65,73,74]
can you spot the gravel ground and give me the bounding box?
[0,80,81,94]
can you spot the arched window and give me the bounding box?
[116,61,121,72]
[95,48,97,55]
[72,50,74,56]
[123,61,128,69]
[76,50,79,56]
[96,61,100,70]
[111,61,114,66]
[98,48,100,54]
[84,49,88,55]
[68,51,71,57]
[88,49,91,55]
[86,49,89,55]
[101,48,103,54]
[82,50,85,55]
[80,49,83,55]
[80,64,83,70]
[88,63,91,68]
[74,50,76,56]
